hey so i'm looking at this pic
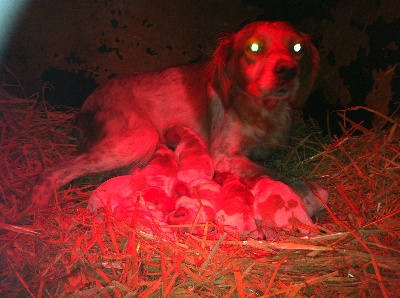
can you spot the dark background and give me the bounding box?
[1,0,399,135]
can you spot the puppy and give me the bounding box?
[251,177,315,238]
[214,172,259,239]
[31,21,319,207]
[166,179,222,234]
[164,124,214,183]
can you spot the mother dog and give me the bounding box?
[32,21,319,207]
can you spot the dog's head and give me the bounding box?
[210,21,319,110]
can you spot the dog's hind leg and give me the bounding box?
[31,126,159,208]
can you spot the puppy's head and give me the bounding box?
[211,21,319,110]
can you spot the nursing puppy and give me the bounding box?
[31,21,319,207]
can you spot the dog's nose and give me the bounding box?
[274,62,298,81]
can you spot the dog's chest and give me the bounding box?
[210,108,289,160]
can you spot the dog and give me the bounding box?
[31,21,319,207]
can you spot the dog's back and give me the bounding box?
[78,62,211,151]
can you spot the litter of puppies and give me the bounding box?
[87,125,328,240]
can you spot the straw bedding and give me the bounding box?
[0,78,399,297]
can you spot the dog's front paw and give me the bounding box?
[289,180,329,218]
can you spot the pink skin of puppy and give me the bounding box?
[87,142,180,217]
[166,178,222,234]
[242,175,329,219]
[164,124,214,184]
[131,144,179,178]
[87,175,176,217]
[112,194,174,236]
[251,176,315,238]
[214,172,259,239]
[86,177,175,236]
[130,143,183,198]
[113,193,165,223]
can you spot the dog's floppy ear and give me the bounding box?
[291,33,320,108]
[209,34,235,109]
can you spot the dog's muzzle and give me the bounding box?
[274,61,298,82]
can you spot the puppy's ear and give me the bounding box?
[209,34,235,109]
[292,33,320,108]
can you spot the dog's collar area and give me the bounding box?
[272,88,290,97]
[235,84,288,99]
[233,86,292,113]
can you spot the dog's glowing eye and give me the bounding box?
[293,43,302,53]
[249,42,261,53]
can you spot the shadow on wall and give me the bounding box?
[41,68,99,108]
[2,0,261,107]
